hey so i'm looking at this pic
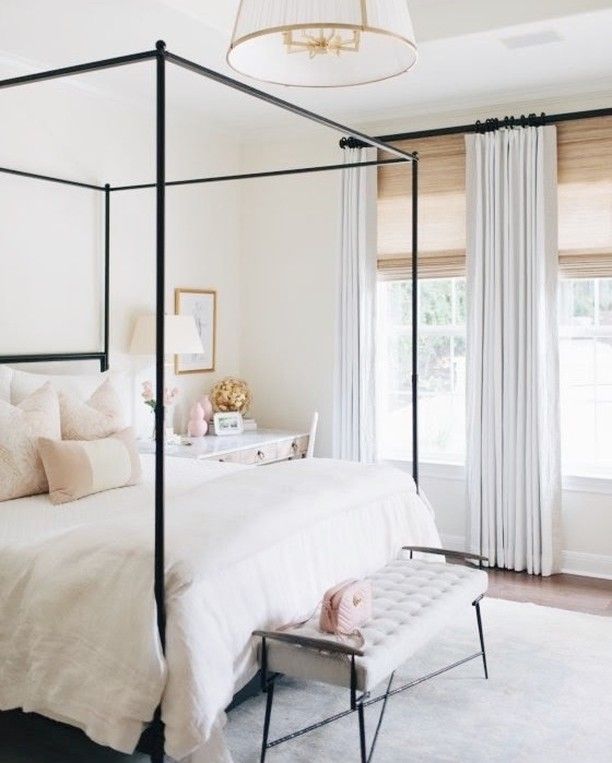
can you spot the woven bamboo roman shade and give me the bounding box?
[557,116,612,278]
[377,115,612,280]
[377,133,466,279]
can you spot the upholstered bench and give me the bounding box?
[253,547,488,762]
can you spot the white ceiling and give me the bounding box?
[0,0,611,136]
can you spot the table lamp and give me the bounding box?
[129,314,204,440]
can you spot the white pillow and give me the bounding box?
[2,367,130,427]
[10,367,111,405]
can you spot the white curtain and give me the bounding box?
[465,126,562,576]
[334,148,377,462]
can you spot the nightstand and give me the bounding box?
[137,428,311,466]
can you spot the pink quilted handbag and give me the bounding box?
[319,579,372,636]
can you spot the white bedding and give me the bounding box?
[0,455,440,761]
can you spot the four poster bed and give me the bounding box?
[0,42,426,762]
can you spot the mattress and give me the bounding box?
[0,455,440,762]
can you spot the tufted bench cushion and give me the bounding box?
[264,558,488,693]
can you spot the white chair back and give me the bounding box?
[306,412,319,458]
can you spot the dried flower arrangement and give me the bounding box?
[210,377,252,415]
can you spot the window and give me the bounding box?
[559,278,612,476]
[557,117,612,478]
[377,277,466,463]
[376,116,612,474]
[376,133,467,465]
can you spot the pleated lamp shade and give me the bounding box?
[227,0,418,88]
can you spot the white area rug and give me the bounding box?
[226,598,612,762]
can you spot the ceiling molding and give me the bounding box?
[0,48,144,109]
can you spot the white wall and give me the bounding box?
[0,77,242,435]
[239,90,612,578]
[239,133,342,455]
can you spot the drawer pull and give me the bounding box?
[291,440,298,453]
[257,450,266,461]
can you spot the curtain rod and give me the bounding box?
[339,106,612,148]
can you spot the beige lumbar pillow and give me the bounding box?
[38,427,142,505]
[59,377,124,440]
[0,382,61,501]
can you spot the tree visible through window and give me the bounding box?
[559,277,612,476]
[377,277,466,463]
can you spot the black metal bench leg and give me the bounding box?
[473,599,488,679]
[260,681,275,763]
[358,702,367,763]
[150,707,165,763]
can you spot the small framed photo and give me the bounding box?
[175,288,216,374]
[213,411,244,436]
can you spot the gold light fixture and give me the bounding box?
[283,28,361,58]
[227,0,418,88]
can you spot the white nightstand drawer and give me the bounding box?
[276,435,308,461]
[139,429,312,466]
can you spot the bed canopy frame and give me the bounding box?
[0,41,418,762]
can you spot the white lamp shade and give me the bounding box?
[227,0,417,88]
[129,314,204,356]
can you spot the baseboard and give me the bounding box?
[560,551,612,580]
[440,534,466,552]
[440,534,612,580]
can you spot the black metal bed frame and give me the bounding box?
[0,41,418,762]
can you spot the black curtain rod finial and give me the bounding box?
[339,136,370,150]
[156,40,167,52]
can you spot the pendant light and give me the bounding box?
[227,0,418,88]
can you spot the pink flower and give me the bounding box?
[163,386,179,407]
[142,381,154,402]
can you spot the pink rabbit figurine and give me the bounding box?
[187,403,207,438]
[199,394,214,424]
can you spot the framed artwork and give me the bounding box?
[174,288,216,374]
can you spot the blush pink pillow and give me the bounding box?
[38,428,142,505]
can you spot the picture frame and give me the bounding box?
[213,411,244,436]
[174,288,216,374]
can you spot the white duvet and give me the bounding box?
[0,455,440,761]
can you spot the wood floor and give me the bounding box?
[485,567,612,615]
[1,570,609,762]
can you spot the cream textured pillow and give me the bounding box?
[0,382,61,501]
[38,428,142,505]
[0,366,11,402]
[59,378,124,440]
